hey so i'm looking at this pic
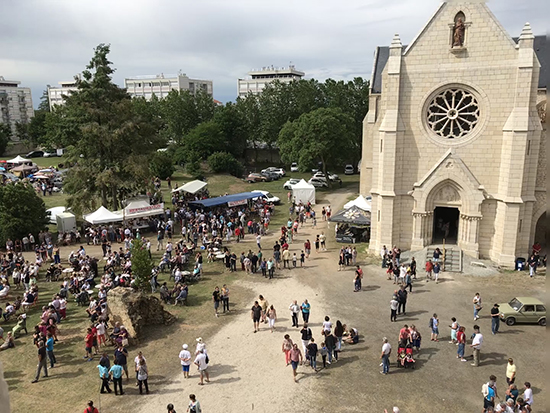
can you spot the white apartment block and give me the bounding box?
[238,65,305,97]
[0,76,34,139]
[125,73,213,100]
[47,80,78,110]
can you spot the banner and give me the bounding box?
[127,203,164,215]
[227,199,248,207]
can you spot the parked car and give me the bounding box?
[43,151,58,158]
[313,171,340,182]
[261,171,280,181]
[261,167,285,178]
[283,178,300,190]
[290,162,299,172]
[308,177,329,188]
[498,297,546,326]
[26,150,44,158]
[344,164,355,175]
[246,173,270,183]
[252,190,280,204]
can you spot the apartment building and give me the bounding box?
[0,76,34,138]
[238,65,305,97]
[47,80,78,110]
[125,73,213,100]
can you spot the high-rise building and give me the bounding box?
[124,73,213,100]
[237,65,305,97]
[0,76,34,139]
[47,80,78,110]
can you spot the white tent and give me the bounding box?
[292,179,316,205]
[120,200,164,219]
[343,195,372,212]
[46,206,67,224]
[84,206,123,224]
[171,180,208,194]
[6,155,31,164]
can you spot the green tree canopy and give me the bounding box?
[277,107,357,174]
[130,238,153,291]
[0,183,48,244]
[150,151,175,180]
[0,123,10,156]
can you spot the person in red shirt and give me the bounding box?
[399,324,410,346]
[425,260,433,280]
[456,326,467,361]
[91,324,99,355]
[83,400,99,413]
[84,327,94,361]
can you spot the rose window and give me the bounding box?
[426,88,480,139]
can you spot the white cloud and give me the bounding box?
[1,0,547,106]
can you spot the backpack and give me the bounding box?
[428,318,434,329]
[481,383,489,397]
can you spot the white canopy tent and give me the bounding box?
[119,200,164,219]
[343,195,372,212]
[46,206,67,224]
[291,179,316,205]
[6,155,31,164]
[171,180,208,194]
[84,206,123,224]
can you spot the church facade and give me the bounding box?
[360,1,547,266]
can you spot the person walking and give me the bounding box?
[457,326,467,362]
[433,262,441,283]
[289,343,303,383]
[307,338,319,372]
[473,293,482,320]
[46,333,56,368]
[390,295,399,322]
[137,358,149,394]
[97,361,112,393]
[491,303,500,334]
[449,317,459,344]
[187,394,202,413]
[251,301,262,333]
[470,324,483,367]
[354,265,363,292]
[289,300,300,328]
[300,299,310,323]
[221,284,230,313]
[506,358,517,385]
[212,286,221,318]
[258,295,269,324]
[404,270,413,292]
[109,359,124,395]
[194,349,210,385]
[282,334,293,366]
[267,305,277,333]
[31,340,48,383]
[300,323,313,355]
[425,259,433,281]
[397,286,408,315]
[380,337,391,375]
[179,344,192,379]
[430,313,440,342]
[324,330,338,364]
[410,256,417,279]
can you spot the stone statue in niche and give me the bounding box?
[453,17,465,47]
[435,185,460,202]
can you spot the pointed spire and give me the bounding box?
[390,34,403,49]
[519,22,535,40]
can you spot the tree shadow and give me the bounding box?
[410,289,431,294]
[404,310,429,317]
[363,285,381,291]
[480,352,508,366]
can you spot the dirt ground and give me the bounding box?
[127,190,547,413]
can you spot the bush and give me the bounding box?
[207,152,244,177]
[149,151,175,180]
[130,238,153,291]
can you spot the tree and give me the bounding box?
[130,238,153,291]
[150,151,175,180]
[43,44,165,214]
[0,183,48,245]
[277,107,357,177]
[0,123,10,156]
[207,152,244,177]
[182,121,226,160]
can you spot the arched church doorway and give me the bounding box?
[533,212,547,255]
[433,207,460,244]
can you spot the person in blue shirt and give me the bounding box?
[46,333,56,368]
[97,363,111,393]
[109,359,124,395]
[484,384,495,412]
[301,300,311,323]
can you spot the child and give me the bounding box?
[300,251,305,267]
[312,217,317,228]
[292,253,297,268]
[319,342,328,368]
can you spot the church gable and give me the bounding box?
[403,1,517,64]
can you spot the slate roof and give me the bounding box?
[371,35,547,94]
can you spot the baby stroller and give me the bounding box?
[397,343,416,369]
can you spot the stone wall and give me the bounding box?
[107,287,176,343]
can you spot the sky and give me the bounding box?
[1,0,548,107]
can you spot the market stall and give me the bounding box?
[343,195,371,212]
[291,179,316,205]
[171,179,208,194]
[83,206,123,225]
[329,206,371,243]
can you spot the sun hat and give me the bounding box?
[196,337,203,343]
[182,344,188,349]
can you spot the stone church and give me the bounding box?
[360,0,547,266]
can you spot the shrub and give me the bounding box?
[207,152,244,177]
[149,151,175,180]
